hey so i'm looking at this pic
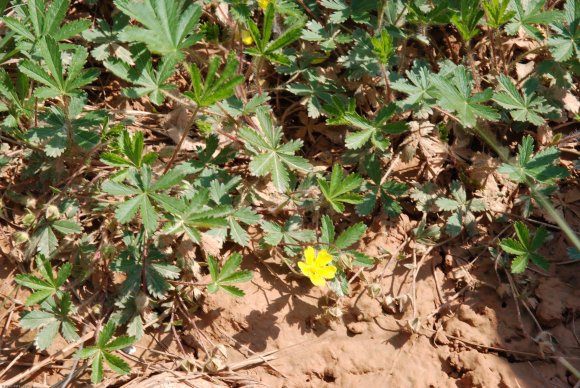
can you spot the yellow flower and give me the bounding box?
[258,0,271,11]
[241,30,253,46]
[298,247,337,287]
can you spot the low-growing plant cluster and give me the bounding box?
[0,0,578,384]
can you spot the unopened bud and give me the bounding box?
[12,231,29,245]
[45,205,60,221]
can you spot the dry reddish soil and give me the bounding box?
[2,211,579,387]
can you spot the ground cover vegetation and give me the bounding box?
[0,0,578,385]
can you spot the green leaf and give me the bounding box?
[499,238,527,254]
[207,252,252,297]
[115,0,202,60]
[36,320,60,350]
[320,215,335,245]
[511,254,529,273]
[318,164,363,213]
[91,352,104,383]
[184,52,244,107]
[20,310,55,329]
[432,66,499,127]
[506,0,563,41]
[103,352,131,375]
[52,220,82,235]
[240,107,311,192]
[493,75,551,125]
[334,223,366,250]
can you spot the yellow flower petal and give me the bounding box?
[310,274,326,287]
[258,0,271,11]
[297,261,312,276]
[241,30,253,45]
[315,249,333,266]
[304,246,316,265]
[317,265,337,279]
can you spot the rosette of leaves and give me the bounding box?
[320,215,373,296]
[435,180,486,237]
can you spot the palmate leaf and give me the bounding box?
[79,321,135,384]
[243,2,305,65]
[319,215,372,269]
[391,61,437,118]
[101,128,157,170]
[2,0,91,51]
[343,104,407,150]
[505,0,563,40]
[450,0,484,41]
[239,107,311,192]
[357,154,407,217]
[19,36,99,98]
[431,65,499,127]
[262,216,315,256]
[102,165,186,233]
[15,256,71,306]
[547,0,580,62]
[482,0,515,28]
[497,135,569,184]
[115,0,202,60]
[20,293,79,350]
[318,164,363,213]
[500,221,549,273]
[111,234,180,300]
[435,180,486,237]
[320,0,375,25]
[183,52,244,107]
[104,47,177,106]
[493,75,553,125]
[207,253,252,297]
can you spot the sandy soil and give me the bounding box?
[0,186,578,388]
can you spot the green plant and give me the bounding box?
[318,164,363,213]
[239,107,311,192]
[79,321,136,383]
[207,253,253,297]
[499,221,549,273]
